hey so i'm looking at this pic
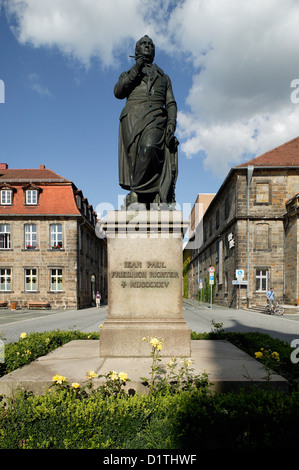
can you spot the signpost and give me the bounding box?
[233,269,247,309]
[199,278,203,303]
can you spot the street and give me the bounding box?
[1,300,299,345]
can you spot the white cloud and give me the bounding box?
[5,0,299,174]
[27,73,53,97]
[5,0,154,67]
[167,0,299,172]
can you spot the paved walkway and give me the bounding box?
[0,338,288,398]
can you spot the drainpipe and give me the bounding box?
[247,166,254,308]
[78,219,86,309]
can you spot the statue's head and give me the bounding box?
[135,35,155,63]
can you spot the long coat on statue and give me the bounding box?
[114,62,178,204]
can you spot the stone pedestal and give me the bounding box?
[99,210,191,357]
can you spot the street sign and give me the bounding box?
[236,269,244,280]
[209,267,215,273]
[232,280,248,285]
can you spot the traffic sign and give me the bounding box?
[232,280,248,285]
[209,267,215,273]
[236,269,244,280]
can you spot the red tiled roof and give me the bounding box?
[0,168,70,182]
[236,136,299,168]
[0,184,80,215]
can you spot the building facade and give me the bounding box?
[0,163,107,309]
[185,137,299,308]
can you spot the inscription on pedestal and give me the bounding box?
[111,260,179,289]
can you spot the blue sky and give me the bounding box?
[1,0,299,218]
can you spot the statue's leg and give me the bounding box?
[131,127,164,197]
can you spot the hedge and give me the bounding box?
[1,388,299,449]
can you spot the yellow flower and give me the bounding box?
[255,351,263,359]
[187,359,193,367]
[20,332,27,339]
[150,337,163,349]
[271,351,280,362]
[85,370,97,379]
[52,374,66,384]
[118,372,129,382]
[110,371,118,381]
[99,324,103,328]
[71,382,80,389]
[142,337,146,341]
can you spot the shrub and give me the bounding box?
[1,388,299,449]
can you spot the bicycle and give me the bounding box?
[264,300,284,316]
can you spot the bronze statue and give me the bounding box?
[114,35,179,209]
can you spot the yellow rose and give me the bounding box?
[118,372,129,382]
[110,371,118,381]
[255,351,263,359]
[271,351,280,362]
[20,332,27,339]
[85,370,97,379]
[71,382,80,389]
[52,374,66,384]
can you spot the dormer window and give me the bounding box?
[23,184,42,205]
[1,189,12,205]
[0,184,16,205]
[26,189,38,205]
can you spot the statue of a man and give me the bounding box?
[114,35,178,209]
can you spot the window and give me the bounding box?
[0,224,11,249]
[256,182,270,204]
[50,224,63,248]
[1,189,12,205]
[256,269,268,292]
[25,268,37,291]
[50,269,63,291]
[26,190,38,205]
[0,268,11,291]
[25,224,37,249]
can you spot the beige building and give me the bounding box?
[0,163,107,309]
[185,137,299,308]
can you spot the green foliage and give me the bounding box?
[0,329,299,449]
[183,257,190,298]
[1,387,299,449]
[197,268,216,303]
[140,336,210,396]
[0,330,99,378]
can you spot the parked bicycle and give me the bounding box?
[264,299,284,316]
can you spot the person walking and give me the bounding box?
[96,291,101,308]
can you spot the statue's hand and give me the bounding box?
[165,124,175,148]
[135,55,146,71]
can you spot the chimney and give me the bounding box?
[40,164,46,169]
[0,163,8,169]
